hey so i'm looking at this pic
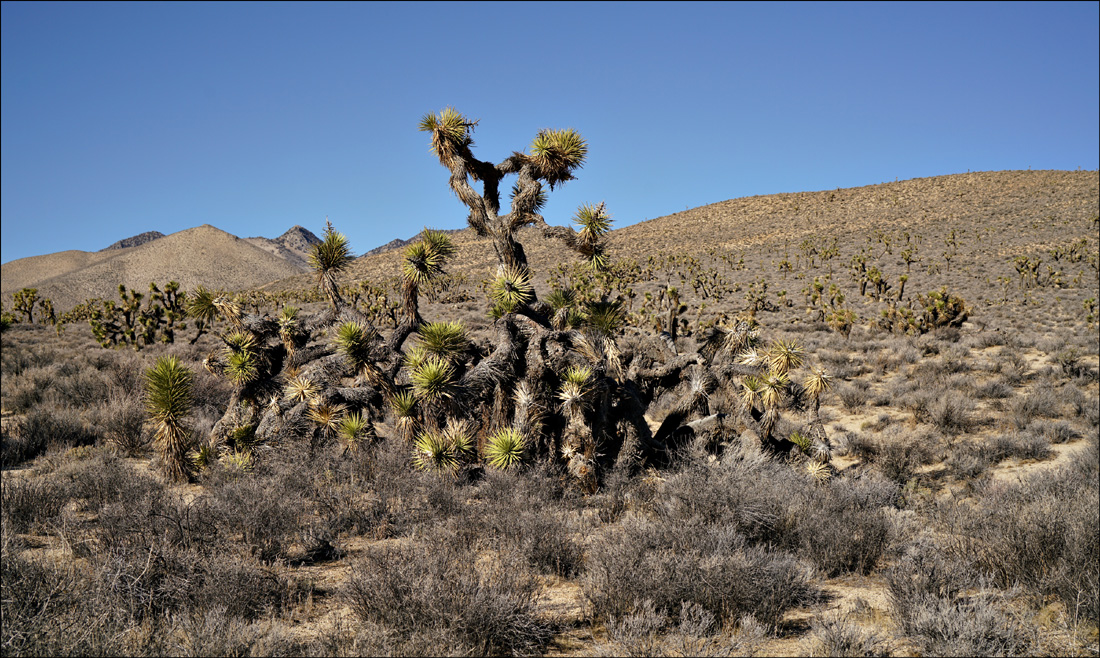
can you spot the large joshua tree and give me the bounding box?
[191,111,836,490]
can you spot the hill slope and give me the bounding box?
[1,225,306,311]
[260,170,1099,305]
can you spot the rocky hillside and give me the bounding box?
[1,225,306,311]
[101,231,165,251]
[243,225,321,271]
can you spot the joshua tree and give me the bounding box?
[310,220,354,311]
[12,288,39,324]
[190,112,835,491]
[144,356,194,482]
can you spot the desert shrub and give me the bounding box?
[793,474,896,576]
[900,591,1032,657]
[1065,387,1100,427]
[974,378,1013,400]
[2,367,51,412]
[342,535,552,656]
[806,613,890,657]
[943,464,1099,622]
[837,383,869,412]
[597,599,763,657]
[927,394,975,435]
[655,444,801,545]
[886,535,978,628]
[1010,385,1061,428]
[169,610,297,658]
[0,475,68,533]
[48,366,112,409]
[87,392,149,455]
[582,513,816,630]
[206,464,319,563]
[989,431,1052,461]
[4,405,95,467]
[869,427,936,485]
[1,539,89,657]
[55,451,160,513]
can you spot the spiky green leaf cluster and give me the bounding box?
[339,411,372,451]
[145,356,193,425]
[403,230,455,285]
[416,321,469,363]
[768,339,804,376]
[413,430,459,473]
[803,368,833,400]
[573,203,612,271]
[285,375,320,404]
[309,222,354,278]
[187,285,218,323]
[307,401,347,434]
[335,321,377,370]
[225,351,258,387]
[488,264,534,314]
[409,355,456,405]
[419,107,477,169]
[529,128,587,189]
[584,300,624,337]
[484,428,526,470]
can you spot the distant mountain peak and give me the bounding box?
[275,225,321,251]
[101,231,165,251]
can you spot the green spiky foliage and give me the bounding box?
[187,285,218,344]
[584,300,625,338]
[285,375,320,405]
[416,321,469,364]
[529,128,588,190]
[484,428,527,470]
[558,365,593,418]
[413,429,459,473]
[393,230,457,349]
[222,331,259,388]
[768,339,805,377]
[391,390,419,443]
[339,411,374,454]
[189,441,219,471]
[278,305,304,357]
[740,376,764,416]
[418,107,478,171]
[335,321,378,370]
[790,431,812,454]
[803,368,834,416]
[572,202,612,271]
[488,264,534,315]
[310,220,354,310]
[442,417,475,460]
[409,356,457,408]
[144,356,194,482]
[761,372,789,411]
[307,401,347,450]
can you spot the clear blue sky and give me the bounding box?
[3,1,1097,264]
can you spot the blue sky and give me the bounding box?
[2,1,1097,264]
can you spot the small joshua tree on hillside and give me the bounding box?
[310,220,354,311]
[145,356,194,482]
